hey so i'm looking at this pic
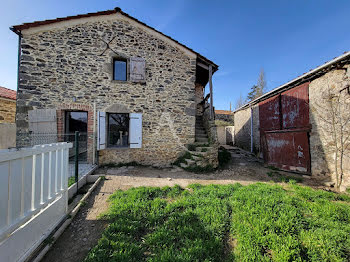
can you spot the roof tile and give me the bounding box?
[0,87,16,100]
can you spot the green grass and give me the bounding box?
[85,183,350,262]
[266,171,303,183]
[68,176,76,187]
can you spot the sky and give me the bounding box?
[1,0,350,111]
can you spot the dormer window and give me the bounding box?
[113,58,127,81]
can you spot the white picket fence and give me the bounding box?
[0,142,72,262]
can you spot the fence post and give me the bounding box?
[75,131,79,193]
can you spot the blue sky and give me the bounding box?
[1,0,350,110]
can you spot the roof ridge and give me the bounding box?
[10,7,218,69]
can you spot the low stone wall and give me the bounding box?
[0,123,16,149]
[216,113,233,122]
[233,105,259,154]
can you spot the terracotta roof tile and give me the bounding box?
[215,110,232,115]
[0,87,16,100]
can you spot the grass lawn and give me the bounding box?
[84,182,350,262]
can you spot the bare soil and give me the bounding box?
[41,146,320,262]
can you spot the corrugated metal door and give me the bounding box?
[259,83,311,173]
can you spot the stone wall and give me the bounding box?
[195,83,204,115]
[0,98,16,123]
[233,105,260,154]
[216,113,233,123]
[0,123,16,149]
[309,66,350,188]
[16,14,197,166]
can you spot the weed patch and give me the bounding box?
[218,147,231,168]
[68,176,75,187]
[85,183,350,262]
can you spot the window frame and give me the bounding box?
[112,58,128,82]
[106,113,130,148]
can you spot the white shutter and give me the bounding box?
[97,111,106,150]
[129,113,142,148]
[129,57,146,82]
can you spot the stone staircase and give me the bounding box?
[195,115,209,143]
[175,115,219,170]
[179,144,215,169]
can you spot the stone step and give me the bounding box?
[196,146,211,152]
[195,134,208,139]
[195,137,209,143]
[191,155,202,161]
[195,129,206,134]
[185,159,196,166]
[180,163,188,168]
[188,150,207,156]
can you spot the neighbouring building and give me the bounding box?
[215,110,233,123]
[0,87,17,149]
[234,51,350,188]
[0,87,16,123]
[10,7,218,166]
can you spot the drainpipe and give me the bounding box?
[16,33,22,92]
[209,64,214,120]
[93,102,96,165]
[10,27,22,93]
[250,106,253,153]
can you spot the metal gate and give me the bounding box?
[259,83,311,173]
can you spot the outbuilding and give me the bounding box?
[234,52,350,188]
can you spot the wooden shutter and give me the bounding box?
[97,111,106,150]
[28,109,57,134]
[129,57,146,82]
[129,113,142,148]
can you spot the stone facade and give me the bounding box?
[233,104,260,154]
[309,66,350,187]
[15,13,203,166]
[0,98,16,123]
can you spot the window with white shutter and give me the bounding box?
[129,57,146,83]
[129,113,142,148]
[97,111,106,150]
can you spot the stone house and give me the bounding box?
[0,87,16,123]
[234,51,350,188]
[10,7,218,166]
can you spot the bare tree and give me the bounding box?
[313,76,350,191]
[247,68,267,101]
[235,93,245,110]
[257,68,267,96]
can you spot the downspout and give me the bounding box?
[10,27,22,143]
[250,106,253,153]
[209,64,214,120]
[10,27,22,93]
[93,102,96,165]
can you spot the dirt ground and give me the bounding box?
[41,146,320,262]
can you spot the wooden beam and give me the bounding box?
[209,64,214,120]
[197,62,209,70]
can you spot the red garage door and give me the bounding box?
[259,83,311,173]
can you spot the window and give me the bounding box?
[107,113,129,147]
[65,111,87,133]
[113,59,127,81]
